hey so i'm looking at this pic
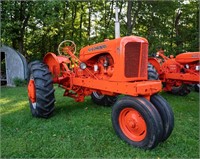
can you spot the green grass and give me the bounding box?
[1,86,199,158]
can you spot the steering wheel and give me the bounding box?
[58,40,76,56]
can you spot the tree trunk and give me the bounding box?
[71,2,77,39]
[118,1,123,21]
[106,1,114,29]
[131,1,142,32]
[18,1,30,55]
[79,3,83,45]
[127,1,142,36]
[174,10,182,53]
[88,2,91,41]
[127,1,133,35]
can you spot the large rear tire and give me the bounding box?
[27,61,55,118]
[112,96,163,149]
[194,84,200,92]
[150,94,174,142]
[148,63,158,80]
[171,84,192,96]
[91,92,117,106]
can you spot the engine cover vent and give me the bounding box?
[124,42,141,78]
[124,42,148,79]
[140,44,148,77]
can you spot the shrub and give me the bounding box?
[13,77,27,87]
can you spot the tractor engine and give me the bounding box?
[78,53,114,80]
[79,36,148,81]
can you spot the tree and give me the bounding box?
[1,1,34,56]
[127,0,142,35]
[1,0,198,61]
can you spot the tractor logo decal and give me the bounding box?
[192,54,200,58]
[88,44,107,52]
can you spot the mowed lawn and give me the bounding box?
[1,86,199,158]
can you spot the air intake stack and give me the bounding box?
[115,7,120,39]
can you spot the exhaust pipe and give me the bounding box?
[115,7,120,39]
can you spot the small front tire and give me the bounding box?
[112,96,163,149]
[150,94,174,142]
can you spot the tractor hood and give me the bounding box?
[175,52,200,64]
[79,36,149,82]
[79,36,148,62]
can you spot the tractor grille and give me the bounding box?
[124,42,148,78]
[140,44,148,77]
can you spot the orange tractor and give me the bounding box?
[27,36,174,149]
[148,50,200,95]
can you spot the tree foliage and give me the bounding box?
[1,0,199,61]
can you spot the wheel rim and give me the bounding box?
[28,79,36,104]
[119,108,147,141]
[93,92,104,99]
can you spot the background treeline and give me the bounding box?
[1,0,199,62]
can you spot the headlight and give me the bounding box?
[80,62,87,70]
[185,64,189,69]
[195,65,200,71]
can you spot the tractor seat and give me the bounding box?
[175,52,200,64]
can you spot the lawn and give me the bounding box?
[1,86,199,158]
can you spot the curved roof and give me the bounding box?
[0,45,28,86]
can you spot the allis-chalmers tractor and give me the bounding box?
[27,36,174,149]
[148,50,200,96]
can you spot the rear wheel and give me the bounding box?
[91,92,117,106]
[148,63,158,80]
[112,96,163,149]
[171,84,192,96]
[150,94,174,142]
[27,61,55,118]
[194,84,199,92]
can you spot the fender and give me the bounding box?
[43,52,71,77]
[148,57,161,74]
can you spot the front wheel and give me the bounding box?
[112,96,163,149]
[150,94,174,142]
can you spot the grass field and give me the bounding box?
[1,86,199,158]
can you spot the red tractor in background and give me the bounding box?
[27,36,174,150]
[148,50,200,96]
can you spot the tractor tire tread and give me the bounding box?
[148,63,159,80]
[150,94,174,142]
[44,79,54,87]
[45,89,55,98]
[28,61,55,118]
